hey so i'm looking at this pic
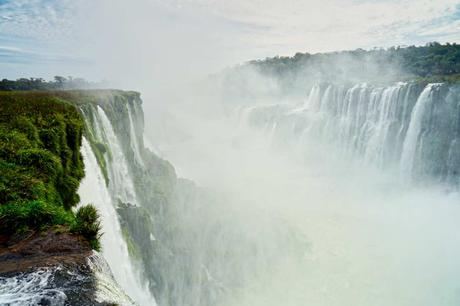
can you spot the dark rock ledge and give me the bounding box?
[0,229,135,306]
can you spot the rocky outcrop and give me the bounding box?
[0,229,135,306]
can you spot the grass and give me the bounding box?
[0,200,74,234]
[0,91,104,250]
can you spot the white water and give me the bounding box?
[95,106,139,205]
[150,81,460,306]
[78,137,156,306]
[0,268,66,306]
[127,103,144,166]
[0,253,137,306]
[86,253,138,305]
[241,82,458,181]
[14,82,451,306]
[400,84,438,178]
[304,83,321,110]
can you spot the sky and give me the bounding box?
[0,0,459,83]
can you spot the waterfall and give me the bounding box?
[400,84,438,178]
[136,78,460,306]
[51,86,459,306]
[62,87,460,306]
[86,253,140,305]
[78,137,156,306]
[95,105,138,205]
[304,83,321,110]
[241,82,459,182]
[127,103,144,166]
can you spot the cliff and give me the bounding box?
[0,88,248,306]
[0,90,141,305]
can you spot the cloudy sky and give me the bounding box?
[0,0,459,83]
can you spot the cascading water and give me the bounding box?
[95,106,139,205]
[57,86,460,306]
[241,82,460,183]
[0,268,67,305]
[400,84,439,178]
[137,79,460,306]
[0,252,135,306]
[78,137,155,306]
[127,103,144,166]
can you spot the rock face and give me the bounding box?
[0,90,143,306]
[1,89,229,306]
[0,230,135,306]
[0,229,92,275]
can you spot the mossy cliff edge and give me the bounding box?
[0,90,139,251]
[0,90,146,306]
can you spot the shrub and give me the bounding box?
[13,116,40,143]
[0,160,46,203]
[0,127,32,160]
[39,127,61,154]
[16,148,62,178]
[56,176,81,209]
[72,204,102,251]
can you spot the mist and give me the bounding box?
[3,0,459,305]
[71,2,460,305]
[140,70,460,305]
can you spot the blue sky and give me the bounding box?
[0,0,459,82]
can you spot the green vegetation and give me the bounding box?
[0,76,101,91]
[67,89,140,185]
[393,42,460,77]
[0,200,74,234]
[248,42,460,82]
[413,74,460,84]
[0,91,101,250]
[72,205,102,251]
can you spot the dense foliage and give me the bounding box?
[248,42,460,82]
[72,205,102,250]
[0,91,101,250]
[0,76,103,91]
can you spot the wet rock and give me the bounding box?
[0,230,135,306]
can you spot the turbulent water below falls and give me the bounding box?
[0,253,134,306]
[78,137,154,306]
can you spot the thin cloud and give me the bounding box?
[0,45,22,52]
[160,0,460,54]
[0,0,458,80]
[0,0,78,40]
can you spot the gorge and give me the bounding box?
[1,45,460,306]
